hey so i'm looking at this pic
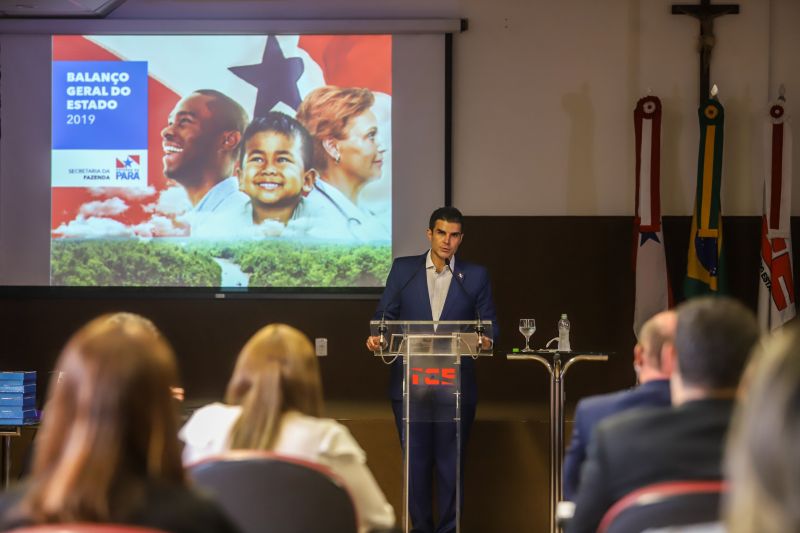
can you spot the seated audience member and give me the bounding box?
[563,310,675,500]
[722,324,800,533]
[237,112,319,238]
[567,296,760,533]
[180,323,395,533]
[0,313,239,533]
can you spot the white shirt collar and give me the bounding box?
[426,250,455,273]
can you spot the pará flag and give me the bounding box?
[758,97,796,331]
[633,96,672,337]
[684,99,727,297]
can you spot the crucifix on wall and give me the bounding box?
[672,0,739,104]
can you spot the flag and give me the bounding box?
[684,98,727,297]
[758,97,795,330]
[50,34,392,238]
[633,95,672,337]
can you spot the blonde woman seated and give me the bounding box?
[720,324,800,533]
[0,313,239,533]
[180,324,395,533]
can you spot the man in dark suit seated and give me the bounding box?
[562,310,676,501]
[566,296,759,533]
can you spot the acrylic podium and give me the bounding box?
[370,319,493,533]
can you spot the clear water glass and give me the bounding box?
[519,318,536,352]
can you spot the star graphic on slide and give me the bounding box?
[124,158,133,168]
[229,36,305,115]
[640,232,661,246]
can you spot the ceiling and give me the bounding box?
[0,0,461,19]
[0,0,124,17]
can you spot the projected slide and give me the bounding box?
[50,35,392,288]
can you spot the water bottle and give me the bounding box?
[558,313,571,352]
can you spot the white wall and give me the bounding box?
[453,0,799,216]
[9,0,799,218]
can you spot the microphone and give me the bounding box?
[444,257,487,349]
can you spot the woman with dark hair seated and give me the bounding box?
[0,313,240,533]
[180,323,395,533]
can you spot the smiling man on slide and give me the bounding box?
[161,89,250,237]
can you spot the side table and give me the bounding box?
[508,350,608,533]
[1,422,38,488]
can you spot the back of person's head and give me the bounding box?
[19,313,184,524]
[225,323,323,451]
[637,310,677,371]
[725,324,800,533]
[429,206,464,231]
[673,296,759,390]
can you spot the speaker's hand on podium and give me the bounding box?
[478,334,493,351]
[366,335,384,351]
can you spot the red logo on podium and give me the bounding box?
[411,367,455,386]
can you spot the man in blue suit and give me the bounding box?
[366,206,497,533]
[567,297,758,533]
[562,310,675,500]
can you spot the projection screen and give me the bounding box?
[0,23,448,292]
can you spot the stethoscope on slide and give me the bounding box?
[313,185,363,235]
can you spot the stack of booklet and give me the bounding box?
[0,371,38,425]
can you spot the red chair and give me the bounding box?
[597,480,726,533]
[188,450,358,533]
[9,526,170,533]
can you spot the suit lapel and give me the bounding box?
[413,253,433,321]
[439,262,462,320]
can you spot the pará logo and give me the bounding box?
[115,155,141,181]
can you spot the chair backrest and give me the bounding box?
[9,525,170,533]
[188,450,358,533]
[597,480,725,533]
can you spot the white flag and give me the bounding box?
[758,97,796,331]
[633,96,672,337]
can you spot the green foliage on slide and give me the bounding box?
[50,240,221,286]
[226,240,391,287]
[50,239,391,288]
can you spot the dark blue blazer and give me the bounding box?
[373,252,498,401]
[566,398,733,533]
[562,379,671,500]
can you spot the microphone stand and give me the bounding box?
[375,256,427,353]
[444,257,487,351]
[378,312,388,352]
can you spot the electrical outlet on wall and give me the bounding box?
[315,338,328,356]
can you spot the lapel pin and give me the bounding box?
[458,272,464,280]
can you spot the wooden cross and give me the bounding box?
[672,0,739,104]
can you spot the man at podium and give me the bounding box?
[366,206,498,533]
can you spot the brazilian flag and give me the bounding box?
[684,99,728,297]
